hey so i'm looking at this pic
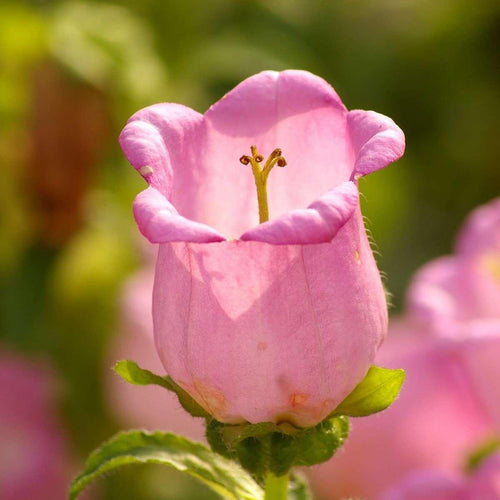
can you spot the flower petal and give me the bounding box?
[133,187,226,243]
[119,103,206,219]
[120,72,405,239]
[202,70,352,237]
[378,470,465,500]
[239,181,359,244]
[348,110,405,178]
[153,236,387,426]
[456,197,500,257]
[406,256,464,325]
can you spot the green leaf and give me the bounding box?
[331,366,405,417]
[114,360,209,418]
[69,430,263,500]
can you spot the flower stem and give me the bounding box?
[264,472,289,500]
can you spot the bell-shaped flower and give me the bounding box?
[119,70,405,427]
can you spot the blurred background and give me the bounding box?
[1,0,499,498]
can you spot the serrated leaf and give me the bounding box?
[331,366,405,417]
[69,430,263,500]
[114,359,209,418]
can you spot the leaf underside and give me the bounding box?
[69,430,264,500]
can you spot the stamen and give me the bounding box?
[239,145,287,224]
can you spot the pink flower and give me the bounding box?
[408,197,500,331]
[378,470,466,500]
[408,198,500,428]
[0,348,72,500]
[106,264,205,440]
[308,323,495,499]
[378,452,500,500]
[119,70,405,427]
[308,199,500,499]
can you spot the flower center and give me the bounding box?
[239,145,287,223]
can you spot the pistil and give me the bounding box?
[239,145,287,223]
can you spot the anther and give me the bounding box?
[277,158,287,167]
[239,155,251,165]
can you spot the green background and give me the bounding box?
[1,1,499,498]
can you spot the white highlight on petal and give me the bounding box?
[139,165,154,176]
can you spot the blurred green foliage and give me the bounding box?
[1,0,499,498]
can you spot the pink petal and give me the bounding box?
[348,109,405,178]
[153,231,387,427]
[456,197,500,257]
[455,198,500,319]
[407,198,500,329]
[458,330,500,431]
[133,186,226,243]
[406,256,465,326]
[119,103,207,220]
[203,70,352,237]
[240,181,359,244]
[378,470,466,500]
[120,71,405,239]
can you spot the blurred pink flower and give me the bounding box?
[308,324,495,499]
[408,198,500,428]
[106,263,205,440]
[378,452,500,500]
[0,348,71,500]
[378,470,466,500]
[409,197,500,331]
[120,70,404,426]
[308,199,500,498]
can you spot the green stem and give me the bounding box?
[264,472,289,500]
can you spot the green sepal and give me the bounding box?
[69,430,263,500]
[330,365,405,417]
[114,360,209,418]
[206,416,349,479]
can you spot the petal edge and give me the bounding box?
[239,181,359,244]
[133,187,226,244]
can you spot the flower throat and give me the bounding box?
[239,145,287,224]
